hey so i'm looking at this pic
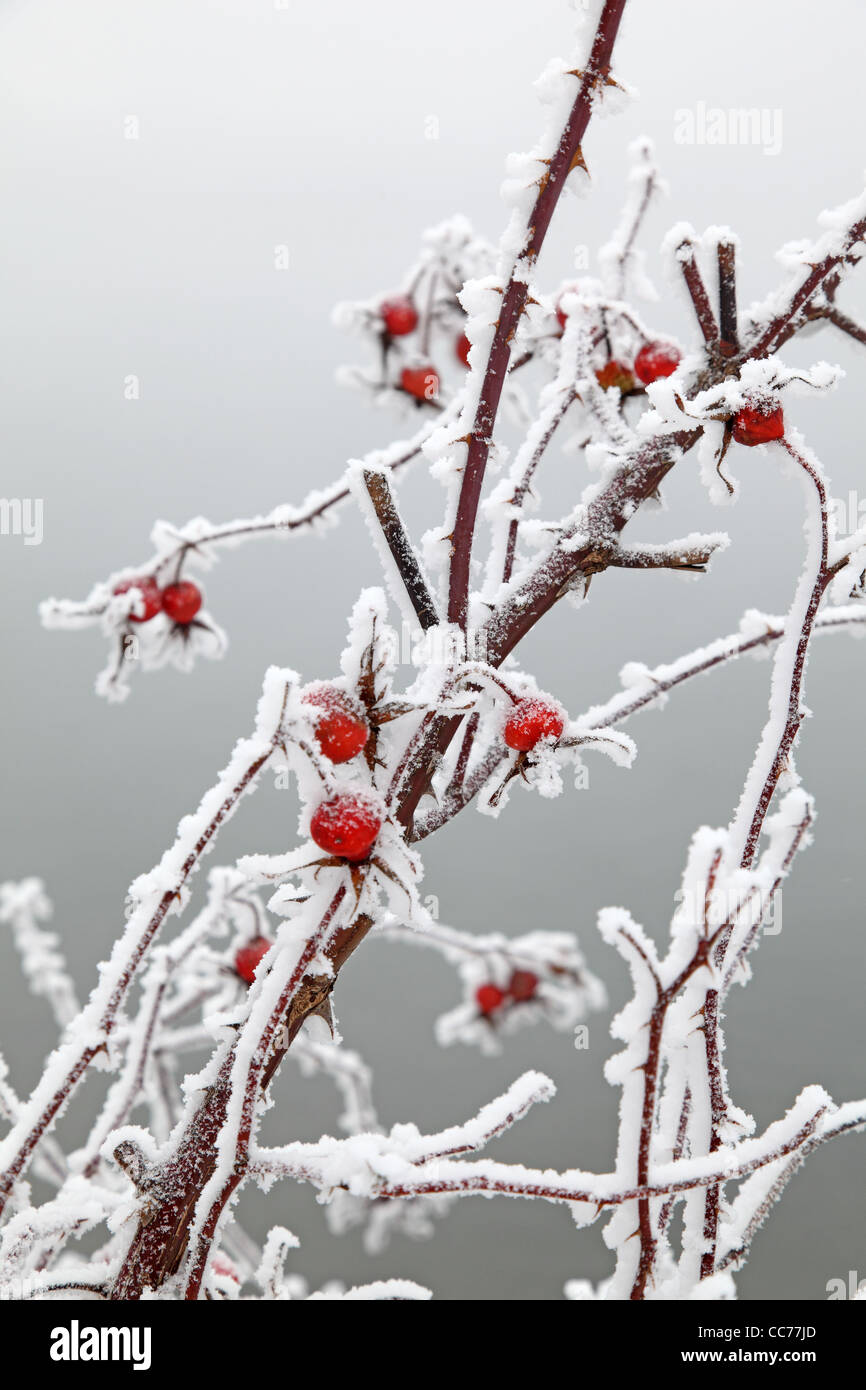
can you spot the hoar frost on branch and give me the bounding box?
[6,0,866,1299]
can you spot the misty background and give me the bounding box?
[0,0,864,1300]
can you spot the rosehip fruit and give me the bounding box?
[508,969,539,1002]
[595,359,635,393]
[503,698,565,752]
[456,332,471,366]
[732,402,785,446]
[304,686,369,764]
[380,296,418,336]
[113,577,163,623]
[476,983,505,1016]
[310,792,382,862]
[401,365,440,402]
[634,341,680,385]
[211,1254,240,1284]
[234,935,272,985]
[555,286,578,331]
[162,580,203,625]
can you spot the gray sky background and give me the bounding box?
[1,0,865,1300]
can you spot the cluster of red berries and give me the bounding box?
[379,293,470,403]
[591,341,681,394]
[503,697,565,752]
[555,298,681,393]
[113,577,203,626]
[476,969,540,1017]
[595,359,637,393]
[732,401,785,445]
[299,686,381,859]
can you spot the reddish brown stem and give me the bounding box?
[746,214,866,359]
[698,441,830,1282]
[361,469,439,629]
[363,1109,838,1209]
[501,389,576,586]
[0,720,284,1221]
[824,305,866,346]
[739,444,830,871]
[395,425,701,833]
[717,240,739,356]
[698,989,726,1280]
[632,1007,665,1298]
[447,0,629,628]
[677,239,720,347]
[110,890,367,1299]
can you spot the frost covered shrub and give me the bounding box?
[3,0,866,1300]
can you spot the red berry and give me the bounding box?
[212,1254,240,1283]
[234,935,272,985]
[401,365,440,402]
[732,402,785,446]
[310,792,382,862]
[304,686,369,764]
[634,341,680,385]
[161,580,203,625]
[555,286,578,331]
[595,359,635,393]
[476,983,505,1016]
[113,577,163,623]
[508,969,539,1002]
[503,697,565,752]
[380,296,418,337]
[456,332,471,366]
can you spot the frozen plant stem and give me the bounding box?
[447,0,629,628]
[0,676,290,1222]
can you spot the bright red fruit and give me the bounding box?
[113,577,163,623]
[304,686,369,764]
[211,1254,240,1283]
[161,580,203,625]
[503,698,565,752]
[634,341,680,385]
[401,365,440,402]
[476,983,505,1016]
[456,332,471,366]
[555,285,578,331]
[595,359,635,393]
[508,969,539,1002]
[234,935,272,985]
[310,792,382,862]
[380,296,418,336]
[732,402,785,446]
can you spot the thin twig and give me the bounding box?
[359,469,439,630]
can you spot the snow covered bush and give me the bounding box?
[3,0,866,1300]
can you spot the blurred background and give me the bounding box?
[0,0,864,1300]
